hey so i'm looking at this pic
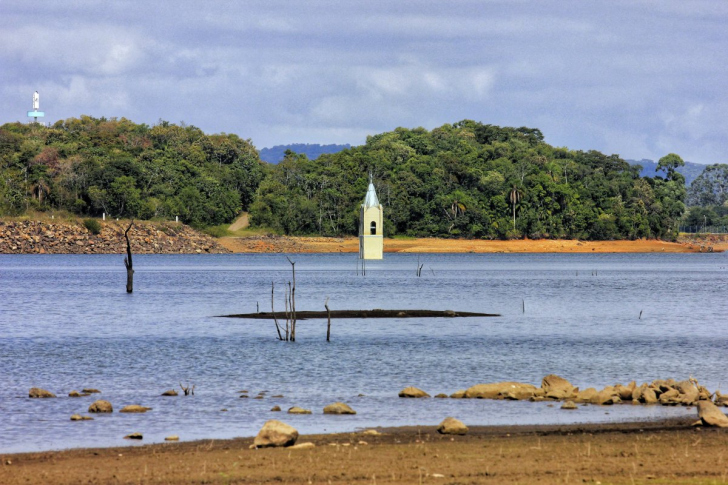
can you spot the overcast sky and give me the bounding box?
[1,1,726,163]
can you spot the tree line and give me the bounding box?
[250,121,686,240]
[0,116,265,227]
[1,117,690,239]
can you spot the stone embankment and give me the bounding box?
[0,220,230,254]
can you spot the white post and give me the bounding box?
[175,216,178,223]
[103,213,106,221]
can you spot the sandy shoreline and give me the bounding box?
[2,417,726,484]
[218,235,727,254]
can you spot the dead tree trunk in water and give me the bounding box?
[325,297,331,342]
[180,382,195,396]
[286,257,297,341]
[123,221,134,293]
[271,282,283,340]
[284,283,290,340]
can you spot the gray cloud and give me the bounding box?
[1,0,726,163]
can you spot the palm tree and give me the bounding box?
[509,185,523,230]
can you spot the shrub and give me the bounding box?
[202,225,231,238]
[83,218,102,235]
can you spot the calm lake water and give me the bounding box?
[1,252,726,453]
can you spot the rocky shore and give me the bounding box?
[0,219,230,254]
[10,375,728,484]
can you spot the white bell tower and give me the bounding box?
[359,175,383,259]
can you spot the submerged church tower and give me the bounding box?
[359,176,383,259]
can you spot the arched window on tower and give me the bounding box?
[370,221,377,235]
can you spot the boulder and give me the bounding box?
[88,400,113,413]
[398,387,430,398]
[592,389,620,405]
[288,406,312,414]
[632,383,647,402]
[270,405,281,412]
[119,405,152,413]
[449,390,466,399]
[642,387,658,404]
[434,393,448,398]
[70,414,93,421]
[253,420,299,448]
[165,435,179,441]
[124,433,143,440]
[161,389,178,396]
[715,391,728,407]
[29,387,56,398]
[561,400,578,410]
[697,401,728,427]
[68,390,82,398]
[464,382,537,400]
[361,429,381,436]
[323,402,356,415]
[82,388,101,394]
[675,380,699,404]
[541,375,576,399]
[615,382,635,401]
[436,417,468,435]
[574,388,597,403]
[659,388,680,406]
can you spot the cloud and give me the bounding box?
[0,0,726,163]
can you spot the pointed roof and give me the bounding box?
[362,176,380,208]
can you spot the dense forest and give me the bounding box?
[1,117,691,240]
[0,117,265,227]
[251,121,687,240]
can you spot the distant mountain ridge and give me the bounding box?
[259,143,351,164]
[626,159,706,186]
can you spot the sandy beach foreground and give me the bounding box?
[218,235,727,254]
[2,418,726,484]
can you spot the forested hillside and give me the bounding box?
[1,118,688,240]
[0,117,265,227]
[250,120,687,240]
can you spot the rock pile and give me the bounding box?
[417,375,725,409]
[456,375,717,407]
[0,220,230,254]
